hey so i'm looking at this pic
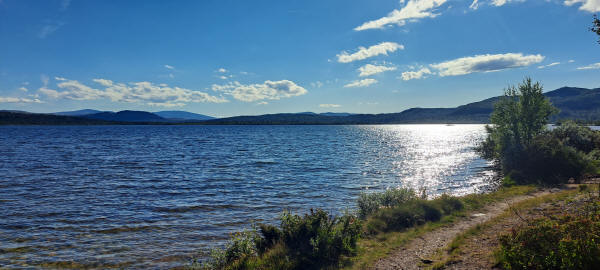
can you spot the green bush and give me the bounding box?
[552,120,600,153]
[197,209,362,270]
[198,230,260,269]
[431,194,464,215]
[279,209,362,268]
[357,188,416,218]
[255,224,281,255]
[497,214,600,269]
[366,200,442,233]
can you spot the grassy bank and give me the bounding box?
[343,185,536,269]
[428,184,600,270]
[191,185,538,270]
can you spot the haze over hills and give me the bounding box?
[2,86,600,125]
[153,111,216,121]
[54,109,105,116]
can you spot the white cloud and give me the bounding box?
[0,96,42,103]
[93,78,113,86]
[430,53,544,76]
[337,42,404,63]
[211,80,308,102]
[38,78,228,107]
[564,0,600,12]
[358,64,397,77]
[354,0,447,31]
[568,59,576,63]
[164,64,175,70]
[344,78,378,88]
[18,87,28,92]
[319,104,341,108]
[55,76,67,81]
[401,67,433,80]
[217,68,227,73]
[256,101,269,105]
[576,62,600,70]
[469,0,479,10]
[492,0,507,6]
[218,75,228,80]
[538,62,561,69]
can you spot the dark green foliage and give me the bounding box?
[365,196,464,234]
[357,188,416,219]
[279,209,362,268]
[480,78,558,172]
[497,201,600,270]
[509,134,595,184]
[431,194,464,215]
[255,224,281,255]
[198,230,260,270]
[552,120,600,153]
[478,79,600,185]
[199,209,362,269]
[592,14,600,44]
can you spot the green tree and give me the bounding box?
[592,14,600,44]
[479,78,558,173]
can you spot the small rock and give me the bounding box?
[421,258,434,264]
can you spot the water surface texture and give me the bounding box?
[0,125,494,268]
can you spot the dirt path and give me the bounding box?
[372,190,550,270]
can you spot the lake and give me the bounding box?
[0,125,495,268]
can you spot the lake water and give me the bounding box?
[0,125,495,268]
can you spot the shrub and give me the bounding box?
[508,135,595,185]
[366,200,442,233]
[357,188,416,218]
[199,230,260,269]
[497,214,600,270]
[552,120,600,153]
[255,224,281,255]
[431,194,464,215]
[279,209,362,268]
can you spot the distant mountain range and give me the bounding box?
[2,86,599,125]
[52,110,216,122]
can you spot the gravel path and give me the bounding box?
[372,190,549,270]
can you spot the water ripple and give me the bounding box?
[0,125,495,268]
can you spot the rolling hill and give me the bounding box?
[3,86,600,125]
[82,110,167,122]
[153,111,215,121]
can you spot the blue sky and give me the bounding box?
[0,0,599,117]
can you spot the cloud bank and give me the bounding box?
[0,97,42,103]
[211,80,307,102]
[564,0,600,12]
[430,53,544,76]
[38,78,228,107]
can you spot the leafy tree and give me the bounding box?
[479,78,558,173]
[592,14,600,44]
